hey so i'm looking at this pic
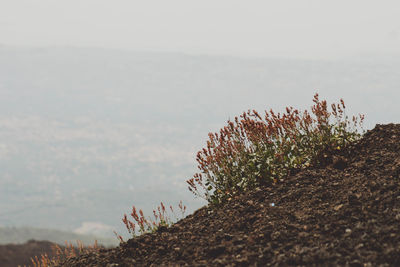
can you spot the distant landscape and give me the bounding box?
[0,226,117,247]
[0,46,399,243]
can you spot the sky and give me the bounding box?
[1,0,400,60]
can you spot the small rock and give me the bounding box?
[334,204,343,211]
[333,156,348,170]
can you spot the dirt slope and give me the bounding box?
[60,123,400,266]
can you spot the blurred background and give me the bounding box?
[0,0,399,245]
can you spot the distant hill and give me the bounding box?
[0,226,118,247]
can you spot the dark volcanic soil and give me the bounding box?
[60,124,400,266]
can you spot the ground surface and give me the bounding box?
[57,124,400,266]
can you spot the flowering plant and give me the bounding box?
[118,201,187,240]
[187,94,364,205]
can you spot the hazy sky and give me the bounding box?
[1,0,400,59]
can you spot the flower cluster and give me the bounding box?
[187,94,364,205]
[119,201,187,240]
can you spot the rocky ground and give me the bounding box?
[57,124,400,266]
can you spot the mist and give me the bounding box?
[1,1,400,59]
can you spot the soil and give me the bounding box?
[0,239,57,267]
[57,124,400,266]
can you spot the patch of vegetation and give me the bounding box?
[119,94,364,240]
[116,201,187,241]
[187,94,364,205]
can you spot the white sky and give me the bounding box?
[1,0,400,59]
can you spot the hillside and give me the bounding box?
[58,123,400,266]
